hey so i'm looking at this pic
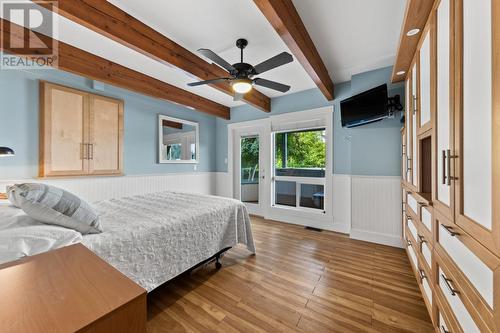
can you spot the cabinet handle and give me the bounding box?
[419,269,426,281]
[413,96,418,115]
[407,239,412,246]
[441,150,447,185]
[89,144,94,160]
[441,274,459,296]
[446,150,452,186]
[418,234,427,244]
[440,325,450,333]
[441,224,459,237]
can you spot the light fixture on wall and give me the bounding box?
[406,28,420,36]
[231,78,253,94]
[0,147,15,157]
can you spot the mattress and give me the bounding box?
[81,191,255,291]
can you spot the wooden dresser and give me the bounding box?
[0,244,147,333]
[399,0,499,331]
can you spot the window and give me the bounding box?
[166,144,182,160]
[273,128,326,211]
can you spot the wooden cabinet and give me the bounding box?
[434,0,455,222]
[40,82,124,177]
[454,0,500,257]
[400,0,499,331]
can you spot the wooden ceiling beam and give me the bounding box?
[38,0,271,112]
[391,0,435,83]
[0,19,230,119]
[253,0,334,100]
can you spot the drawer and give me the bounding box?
[438,314,451,333]
[407,192,418,216]
[406,215,419,243]
[436,261,481,333]
[405,235,418,272]
[420,205,432,232]
[436,213,497,312]
[420,239,432,271]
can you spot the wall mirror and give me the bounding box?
[158,115,199,164]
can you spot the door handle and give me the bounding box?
[442,150,447,185]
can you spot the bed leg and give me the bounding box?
[215,254,222,270]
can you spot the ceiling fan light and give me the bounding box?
[232,79,253,94]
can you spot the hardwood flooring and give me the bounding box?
[147,217,433,333]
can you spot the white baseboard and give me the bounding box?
[350,228,404,248]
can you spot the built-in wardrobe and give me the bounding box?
[400,0,499,331]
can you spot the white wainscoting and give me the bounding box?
[0,172,216,202]
[217,172,402,247]
[350,175,403,248]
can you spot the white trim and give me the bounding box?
[350,228,404,248]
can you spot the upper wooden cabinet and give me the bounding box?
[40,82,124,177]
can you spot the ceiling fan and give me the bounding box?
[188,38,293,101]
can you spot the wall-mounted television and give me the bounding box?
[340,84,388,128]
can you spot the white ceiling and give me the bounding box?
[108,0,317,99]
[3,0,406,108]
[293,0,406,83]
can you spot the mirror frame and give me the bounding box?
[158,114,199,164]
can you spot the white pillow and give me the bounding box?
[9,183,102,234]
[0,225,83,265]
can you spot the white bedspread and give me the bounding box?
[81,191,255,291]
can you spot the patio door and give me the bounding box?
[233,127,266,216]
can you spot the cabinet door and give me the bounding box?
[411,63,419,188]
[88,95,123,175]
[434,0,454,220]
[405,76,412,184]
[40,82,89,177]
[419,29,432,130]
[455,0,500,256]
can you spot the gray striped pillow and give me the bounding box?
[10,183,102,234]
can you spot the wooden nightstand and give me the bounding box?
[0,244,147,333]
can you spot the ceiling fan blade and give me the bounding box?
[234,93,245,102]
[254,52,293,74]
[187,78,230,87]
[253,78,290,93]
[197,48,235,72]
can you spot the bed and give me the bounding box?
[0,191,255,292]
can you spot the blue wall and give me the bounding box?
[216,66,405,176]
[0,65,403,179]
[0,68,217,179]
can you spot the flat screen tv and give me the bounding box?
[340,84,388,128]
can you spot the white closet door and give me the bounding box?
[411,63,418,188]
[457,0,499,256]
[436,0,452,213]
[406,76,412,183]
[419,31,431,127]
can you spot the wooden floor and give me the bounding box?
[147,217,433,333]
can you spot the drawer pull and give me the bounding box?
[440,325,450,333]
[419,269,426,281]
[441,224,459,237]
[418,235,427,243]
[441,150,447,185]
[441,274,459,296]
[418,202,428,207]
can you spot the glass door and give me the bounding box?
[233,128,265,216]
